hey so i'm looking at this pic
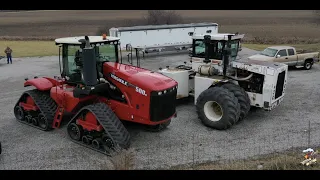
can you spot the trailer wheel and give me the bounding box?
[126,44,132,51]
[304,60,313,70]
[220,83,250,122]
[196,86,240,130]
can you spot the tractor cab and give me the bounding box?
[190,33,244,62]
[55,35,121,84]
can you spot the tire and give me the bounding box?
[196,86,240,130]
[304,60,313,70]
[125,44,132,51]
[220,83,251,122]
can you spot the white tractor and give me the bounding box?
[158,33,288,130]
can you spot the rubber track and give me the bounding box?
[67,102,131,156]
[14,89,57,131]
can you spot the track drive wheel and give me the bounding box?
[196,86,240,130]
[67,123,84,141]
[220,83,251,122]
[145,119,171,132]
[14,106,25,121]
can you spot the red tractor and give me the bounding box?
[13,35,178,155]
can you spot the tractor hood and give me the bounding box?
[103,62,177,91]
[248,54,275,61]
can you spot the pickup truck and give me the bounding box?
[248,46,320,70]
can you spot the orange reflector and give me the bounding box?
[102,34,107,40]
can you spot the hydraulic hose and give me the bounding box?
[227,73,253,81]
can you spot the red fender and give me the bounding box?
[24,77,55,91]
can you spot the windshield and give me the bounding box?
[193,39,239,61]
[260,48,278,57]
[61,42,118,83]
[96,44,117,62]
[194,40,205,55]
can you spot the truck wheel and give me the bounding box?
[220,83,251,122]
[196,87,240,130]
[304,60,313,70]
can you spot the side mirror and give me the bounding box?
[276,55,281,58]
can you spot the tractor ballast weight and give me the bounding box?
[13,35,178,156]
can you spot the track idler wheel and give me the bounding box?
[26,115,33,123]
[14,106,25,121]
[32,118,38,126]
[102,134,115,150]
[92,138,102,149]
[82,136,91,145]
[67,123,84,141]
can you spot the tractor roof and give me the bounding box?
[55,36,120,45]
[192,33,245,41]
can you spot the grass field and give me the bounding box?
[0,41,57,57]
[1,40,319,58]
[0,10,319,57]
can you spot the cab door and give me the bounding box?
[274,49,288,63]
[286,48,298,66]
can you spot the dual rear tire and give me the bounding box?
[196,83,251,130]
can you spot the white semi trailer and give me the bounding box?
[109,23,218,53]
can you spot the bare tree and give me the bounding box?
[96,10,184,35]
[313,10,320,23]
[144,10,184,25]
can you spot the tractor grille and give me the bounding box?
[150,87,177,122]
[275,70,286,99]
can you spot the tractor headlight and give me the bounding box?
[158,92,162,95]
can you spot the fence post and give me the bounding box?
[308,120,311,147]
[192,134,195,170]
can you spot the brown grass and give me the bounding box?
[0,40,57,57]
[170,148,320,170]
[0,10,319,45]
[109,148,136,170]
